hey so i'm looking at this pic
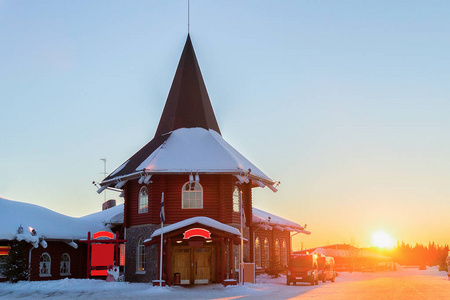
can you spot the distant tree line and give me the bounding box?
[376,242,449,271]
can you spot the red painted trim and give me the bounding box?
[91,270,108,276]
[0,246,9,255]
[93,231,115,240]
[183,228,211,239]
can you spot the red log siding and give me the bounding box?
[254,229,291,269]
[29,242,87,281]
[125,174,240,227]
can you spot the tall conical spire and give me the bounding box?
[154,35,221,137]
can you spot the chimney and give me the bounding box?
[102,199,116,211]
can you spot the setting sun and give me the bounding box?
[372,231,395,248]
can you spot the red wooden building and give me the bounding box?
[98,35,310,284]
[0,197,123,282]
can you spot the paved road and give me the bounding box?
[291,272,450,300]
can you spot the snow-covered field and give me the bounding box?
[0,267,448,299]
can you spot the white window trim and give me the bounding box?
[138,186,149,214]
[232,186,240,213]
[60,253,71,276]
[136,238,146,273]
[39,252,52,277]
[181,181,203,209]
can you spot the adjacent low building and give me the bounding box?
[0,197,123,282]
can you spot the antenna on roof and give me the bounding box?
[188,0,190,34]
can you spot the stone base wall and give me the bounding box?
[124,225,159,283]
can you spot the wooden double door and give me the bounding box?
[172,246,215,284]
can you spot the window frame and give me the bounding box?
[181,181,203,209]
[232,186,240,213]
[138,186,149,214]
[275,239,280,266]
[255,237,262,268]
[264,238,270,268]
[39,252,52,277]
[136,237,146,274]
[0,256,7,278]
[281,239,288,267]
[60,253,71,276]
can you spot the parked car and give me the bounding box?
[286,254,319,285]
[318,255,336,283]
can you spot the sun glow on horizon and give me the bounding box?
[372,231,395,248]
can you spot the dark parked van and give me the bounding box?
[318,255,336,283]
[286,254,319,285]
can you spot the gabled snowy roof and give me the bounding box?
[145,216,241,243]
[311,247,392,260]
[0,197,123,244]
[252,207,310,234]
[100,36,276,189]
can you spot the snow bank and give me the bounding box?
[2,268,447,299]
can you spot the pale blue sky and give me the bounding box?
[1,1,449,248]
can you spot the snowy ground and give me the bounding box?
[0,267,448,299]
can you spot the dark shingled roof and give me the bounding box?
[154,35,221,137]
[102,35,220,182]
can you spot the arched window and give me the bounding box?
[138,186,148,214]
[232,186,240,213]
[60,253,70,275]
[255,237,262,268]
[275,239,280,266]
[136,237,146,273]
[281,239,288,267]
[264,238,270,268]
[182,181,203,209]
[40,253,51,276]
[0,256,7,277]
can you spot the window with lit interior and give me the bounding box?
[281,239,288,267]
[264,238,270,268]
[138,186,148,214]
[136,237,146,273]
[60,253,70,275]
[232,186,240,213]
[255,237,262,268]
[182,181,203,209]
[40,253,51,276]
[275,239,280,266]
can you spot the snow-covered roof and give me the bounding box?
[252,207,310,234]
[311,247,392,260]
[102,128,274,187]
[145,216,241,243]
[0,197,124,244]
[140,128,272,180]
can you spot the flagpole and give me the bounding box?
[240,190,244,285]
[159,192,164,287]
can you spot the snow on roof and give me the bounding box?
[133,128,273,183]
[312,247,392,260]
[0,197,123,243]
[146,216,241,242]
[252,207,310,234]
